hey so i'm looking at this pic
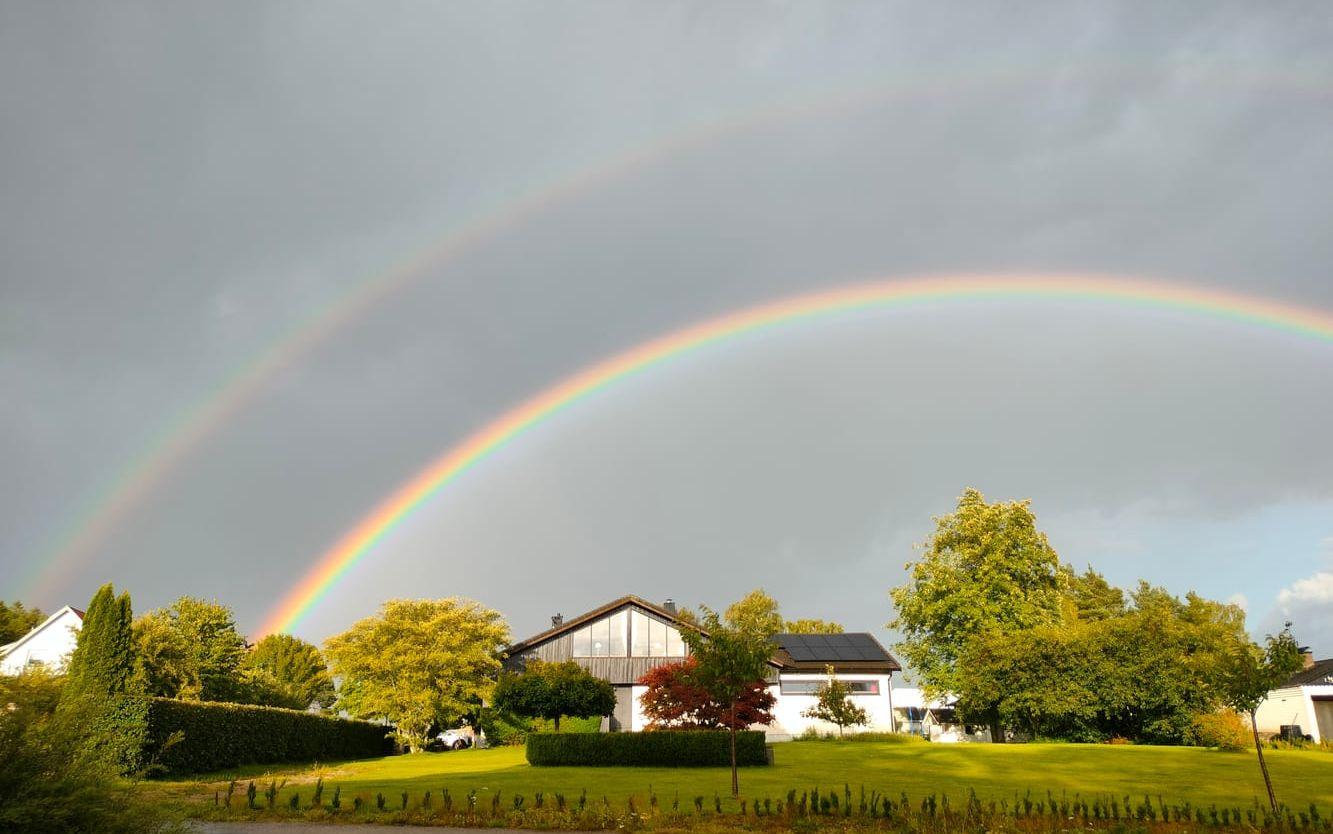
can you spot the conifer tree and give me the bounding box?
[60,583,147,773]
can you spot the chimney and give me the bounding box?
[1301,648,1315,670]
[551,613,563,628]
[662,598,677,614]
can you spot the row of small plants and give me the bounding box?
[202,779,1333,831]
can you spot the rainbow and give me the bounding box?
[24,65,1327,603]
[256,273,1333,636]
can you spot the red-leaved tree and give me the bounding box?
[638,657,775,730]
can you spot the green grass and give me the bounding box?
[155,740,1333,816]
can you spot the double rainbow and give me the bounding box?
[256,273,1333,637]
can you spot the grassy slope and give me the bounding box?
[158,741,1333,813]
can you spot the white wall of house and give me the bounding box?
[0,606,82,675]
[762,673,894,740]
[1254,685,1333,743]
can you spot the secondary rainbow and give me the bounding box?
[257,273,1333,636]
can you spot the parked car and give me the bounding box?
[427,727,473,751]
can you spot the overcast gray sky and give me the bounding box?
[2,1,1331,656]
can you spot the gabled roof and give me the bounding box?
[0,604,84,660]
[1284,658,1333,687]
[771,632,901,673]
[508,595,694,655]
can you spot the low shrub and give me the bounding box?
[145,697,392,774]
[1190,711,1250,752]
[526,730,768,766]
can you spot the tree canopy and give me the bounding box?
[891,488,1067,701]
[241,633,336,712]
[133,597,248,702]
[724,589,845,637]
[638,656,775,730]
[324,598,509,752]
[492,660,615,732]
[0,600,47,645]
[801,664,868,736]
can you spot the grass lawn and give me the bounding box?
[154,740,1333,815]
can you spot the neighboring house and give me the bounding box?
[1253,651,1333,743]
[0,605,84,675]
[891,687,990,742]
[503,594,901,739]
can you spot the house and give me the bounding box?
[0,605,84,675]
[1253,650,1333,743]
[891,687,989,742]
[503,594,901,739]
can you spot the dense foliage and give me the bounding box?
[493,660,616,732]
[60,583,148,774]
[526,729,768,767]
[134,596,249,702]
[145,697,391,774]
[891,489,1279,748]
[241,633,336,711]
[0,600,46,645]
[723,589,845,637]
[638,657,775,730]
[0,670,174,833]
[324,597,510,752]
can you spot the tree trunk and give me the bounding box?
[553,715,561,733]
[990,716,1005,744]
[1250,709,1278,813]
[729,704,739,796]
[838,722,844,738]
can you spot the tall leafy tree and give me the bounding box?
[681,606,775,796]
[724,589,785,639]
[492,660,615,732]
[242,634,336,711]
[784,618,844,634]
[325,598,510,752]
[1067,568,1126,621]
[1219,624,1305,813]
[133,597,248,701]
[59,584,146,774]
[890,488,1066,739]
[0,601,47,645]
[801,665,868,736]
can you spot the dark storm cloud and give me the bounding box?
[2,2,1330,652]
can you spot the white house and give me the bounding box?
[503,595,901,740]
[0,605,84,675]
[1253,652,1333,743]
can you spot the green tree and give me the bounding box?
[241,633,336,712]
[59,584,147,774]
[492,660,615,732]
[681,606,774,796]
[724,589,785,639]
[784,618,844,634]
[801,665,869,736]
[1219,624,1305,813]
[890,488,1067,740]
[324,598,510,752]
[133,597,248,701]
[0,601,46,645]
[1067,568,1126,621]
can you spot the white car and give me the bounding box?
[431,728,473,751]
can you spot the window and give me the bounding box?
[629,610,686,657]
[572,613,629,657]
[780,678,880,695]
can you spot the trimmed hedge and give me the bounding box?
[145,697,392,774]
[526,730,769,767]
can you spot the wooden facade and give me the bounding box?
[504,599,691,685]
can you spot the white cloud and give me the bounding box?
[1227,593,1248,613]
[1270,571,1333,655]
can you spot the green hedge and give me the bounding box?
[526,730,769,767]
[145,698,392,774]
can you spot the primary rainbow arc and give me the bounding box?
[256,273,1333,637]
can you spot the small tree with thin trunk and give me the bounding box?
[680,607,774,796]
[801,665,869,737]
[1218,623,1305,813]
[492,660,615,732]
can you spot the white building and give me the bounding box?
[503,595,901,740]
[0,605,84,675]
[1253,653,1333,743]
